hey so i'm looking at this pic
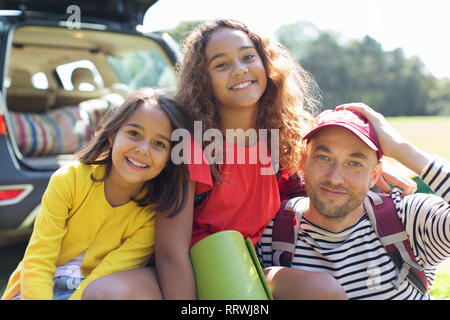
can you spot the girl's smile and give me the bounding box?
[125,156,150,170]
[230,80,255,90]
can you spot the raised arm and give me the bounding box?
[339,104,450,272]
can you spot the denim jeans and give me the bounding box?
[52,275,84,300]
[12,275,85,300]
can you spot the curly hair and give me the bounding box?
[76,88,191,217]
[176,19,321,174]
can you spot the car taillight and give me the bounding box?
[0,114,6,135]
[0,185,33,205]
[0,189,23,200]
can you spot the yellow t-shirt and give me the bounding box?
[2,162,155,300]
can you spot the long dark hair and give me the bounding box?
[76,88,191,217]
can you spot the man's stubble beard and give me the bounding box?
[304,179,367,221]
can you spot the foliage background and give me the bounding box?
[163,21,450,116]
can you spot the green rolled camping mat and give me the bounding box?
[189,230,273,300]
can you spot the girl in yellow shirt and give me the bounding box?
[2,88,190,300]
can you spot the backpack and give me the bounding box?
[271,190,428,295]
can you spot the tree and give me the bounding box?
[275,21,449,116]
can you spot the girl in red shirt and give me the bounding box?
[177,19,318,248]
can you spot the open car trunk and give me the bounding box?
[4,24,178,170]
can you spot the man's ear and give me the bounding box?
[369,161,383,188]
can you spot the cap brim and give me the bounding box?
[304,122,380,153]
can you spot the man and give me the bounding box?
[258,104,450,299]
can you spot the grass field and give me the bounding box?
[387,116,450,299]
[386,116,450,192]
[387,116,450,160]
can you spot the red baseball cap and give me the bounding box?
[303,109,383,160]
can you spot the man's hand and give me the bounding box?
[335,103,433,177]
[335,103,405,158]
[375,166,417,196]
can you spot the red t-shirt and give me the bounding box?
[187,137,281,247]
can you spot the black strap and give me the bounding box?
[388,250,427,294]
[194,190,211,208]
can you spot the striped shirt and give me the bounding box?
[257,156,450,300]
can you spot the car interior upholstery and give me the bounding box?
[3,25,172,164]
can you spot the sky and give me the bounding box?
[143,0,450,79]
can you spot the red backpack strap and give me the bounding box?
[364,191,428,294]
[271,197,307,267]
[278,171,307,200]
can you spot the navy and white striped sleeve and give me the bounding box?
[421,156,450,203]
[394,156,450,270]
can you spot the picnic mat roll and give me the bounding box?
[189,230,272,300]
